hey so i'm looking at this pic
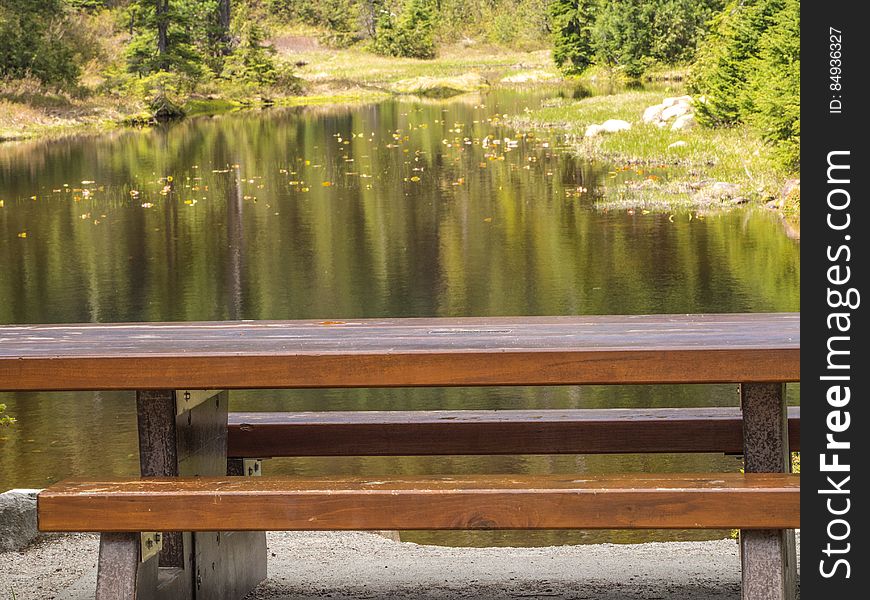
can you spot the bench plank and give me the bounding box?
[227,407,800,456]
[38,473,799,532]
[0,313,799,391]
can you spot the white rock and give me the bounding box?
[662,95,692,108]
[670,114,697,131]
[600,119,632,133]
[661,103,690,121]
[642,103,667,123]
[667,141,688,149]
[584,124,605,138]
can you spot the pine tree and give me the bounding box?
[549,0,595,76]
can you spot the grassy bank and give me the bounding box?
[1,33,556,144]
[506,87,800,216]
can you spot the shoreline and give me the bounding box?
[0,530,800,599]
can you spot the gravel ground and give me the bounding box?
[0,532,799,599]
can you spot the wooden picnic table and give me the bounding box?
[0,313,800,600]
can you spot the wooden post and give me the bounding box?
[95,390,265,600]
[739,383,797,600]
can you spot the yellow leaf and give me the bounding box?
[322,181,333,187]
[483,217,492,223]
[17,231,27,238]
[409,176,420,182]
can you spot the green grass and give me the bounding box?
[285,45,558,91]
[508,88,798,213]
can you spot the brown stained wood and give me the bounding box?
[227,407,801,457]
[0,314,800,391]
[38,473,800,532]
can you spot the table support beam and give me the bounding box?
[95,390,265,600]
[739,382,797,600]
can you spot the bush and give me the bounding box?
[372,0,436,59]
[317,0,363,48]
[0,0,81,86]
[131,70,188,119]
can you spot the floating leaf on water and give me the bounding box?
[17,231,27,238]
[409,176,421,182]
[81,180,95,185]
[322,182,333,187]
[483,217,493,223]
[0,200,4,208]
[141,203,154,208]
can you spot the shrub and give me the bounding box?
[317,0,363,48]
[372,0,436,59]
[0,0,81,86]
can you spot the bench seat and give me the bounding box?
[38,473,799,532]
[227,407,801,456]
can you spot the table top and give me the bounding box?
[0,313,799,391]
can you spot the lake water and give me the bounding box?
[0,88,799,546]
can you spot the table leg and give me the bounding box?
[94,390,265,600]
[740,382,797,600]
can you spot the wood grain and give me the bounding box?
[227,407,801,457]
[0,313,800,390]
[38,473,800,532]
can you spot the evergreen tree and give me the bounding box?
[126,0,207,78]
[221,1,279,87]
[690,0,799,167]
[549,0,595,76]
[689,0,783,125]
[747,0,800,167]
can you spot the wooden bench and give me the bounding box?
[0,313,800,600]
[226,407,801,457]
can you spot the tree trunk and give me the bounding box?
[156,0,169,63]
[218,0,232,54]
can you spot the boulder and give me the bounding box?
[661,103,690,121]
[642,103,667,123]
[584,124,605,138]
[662,95,692,108]
[0,489,39,552]
[600,119,632,133]
[670,114,697,131]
